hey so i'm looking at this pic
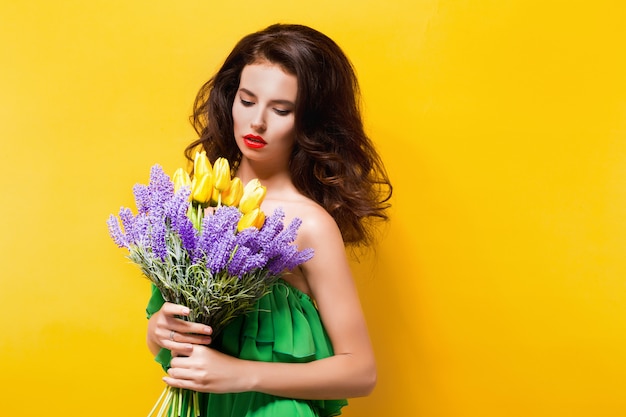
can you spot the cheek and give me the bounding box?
[232,101,248,128]
[277,117,296,136]
[280,123,297,147]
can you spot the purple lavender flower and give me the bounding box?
[233,227,260,251]
[118,207,136,244]
[148,210,168,261]
[107,214,128,248]
[133,184,150,215]
[229,208,313,275]
[195,206,240,270]
[250,208,285,251]
[228,246,268,276]
[263,217,302,259]
[124,165,178,261]
[267,246,314,275]
[260,216,314,274]
[107,204,151,249]
[107,206,143,248]
[165,187,197,254]
[130,215,150,247]
[147,165,175,211]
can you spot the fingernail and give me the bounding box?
[181,307,190,315]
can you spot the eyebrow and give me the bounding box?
[238,88,295,107]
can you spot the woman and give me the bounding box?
[146,23,392,416]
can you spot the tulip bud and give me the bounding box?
[193,151,212,179]
[190,172,213,205]
[210,186,221,207]
[172,168,191,192]
[212,157,231,192]
[239,179,267,214]
[221,177,243,207]
[237,207,266,232]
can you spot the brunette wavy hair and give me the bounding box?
[186,23,392,246]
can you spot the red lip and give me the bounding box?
[243,134,267,149]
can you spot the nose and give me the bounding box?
[250,110,266,132]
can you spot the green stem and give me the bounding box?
[171,388,179,417]
[190,204,204,231]
[194,391,200,417]
[178,389,184,416]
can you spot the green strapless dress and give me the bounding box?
[146,280,348,417]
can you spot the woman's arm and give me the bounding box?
[164,207,377,399]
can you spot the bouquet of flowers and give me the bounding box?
[107,151,313,417]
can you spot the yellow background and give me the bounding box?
[1,1,625,416]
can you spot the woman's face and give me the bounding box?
[232,62,298,168]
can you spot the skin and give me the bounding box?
[146,62,376,399]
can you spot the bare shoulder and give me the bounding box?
[263,195,341,248]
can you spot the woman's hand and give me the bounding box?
[164,344,251,394]
[147,302,213,356]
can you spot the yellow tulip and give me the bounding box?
[212,157,231,192]
[237,207,266,232]
[193,151,212,179]
[172,168,191,192]
[239,179,267,214]
[210,186,221,207]
[221,177,243,207]
[190,172,213,205]
[252,209,266,229]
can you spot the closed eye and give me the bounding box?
[273,108,292,116]
[240,98,254,107]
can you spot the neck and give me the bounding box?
[236,158,294,194]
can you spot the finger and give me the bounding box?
[182,333,213,346]
[165,366,194,382]
[165,340,194,356]
[167,328,212,346]
[161,302,190,318]
[178,322,213,336]
[163,376,197,391]
[168,352,192,366]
